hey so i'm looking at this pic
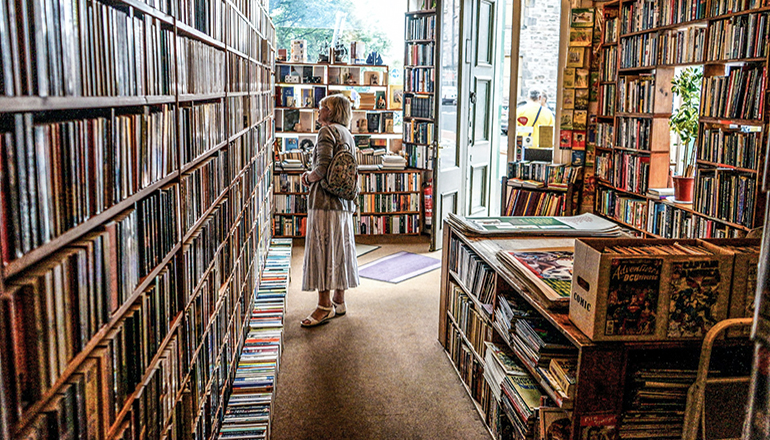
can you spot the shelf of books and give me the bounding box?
[272,169,423,237]
[273,61,403,156]
[0,0,277,439]
[593,0,768,240]
[403,2,438,172]
[501,163,584,217]
[439,221,755,440]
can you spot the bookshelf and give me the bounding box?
[439,224,752,440]
[501,163,584,217]
[593,0,768,240]
[273,61,402,155]
[404,0,439,237]
[272,169,423,237]
[0,0,276,439]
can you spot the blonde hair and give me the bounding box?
[320,94,352,128]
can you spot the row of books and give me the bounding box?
[658,26,706,65]
[404,67,435,93]
[616,117,652,151]
[358,193,420,214]
[446,325,488,408]
[447,235,496,306]
[618,368,697,440]
[596,152,613,182]
[612,151,651,195]
[219,239,290,440]
[448,283,492,359]
[358,171,421,192]
[355,214,421,235]
[180,102,226,166]
[0,108,180,261]
[273,215,306,237]
[354,111,396,134]
[181,154,228,233]
[178,37,226,95]
[597,187,649,230]
[506,162,582,187]
[403,120,435,144]
[380,154,408,170]
[276,65,322,84]
[697,126,761,169]
[700,64,766,121]
[275,85,326,108]
[710,0,770,17]
[620,33,658,69]
[621,0,660,34]
[707,12,770,61]
[618,76,655,114]
[694,168,757,227]
[404,143,434,170]
[0,1,170,97]
[179,0,223,40]
[406,42,435,66]
[182,205,228,295]
[604,15,619,44]
[405,14,437,41]
[503,188,572,217]
[274,194,307,214]
[601,47,618,82]
[622,0,707,32]
[599,84,617,117]
[403,94,435,119]
[357,147,388,168]
[137,186,179,279]
[273,174,307,193]
[646,200,745,238]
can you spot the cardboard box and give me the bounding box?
[702,238,761,338]
[569,238,732,342]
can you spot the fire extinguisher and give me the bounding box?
[424,179,433,227]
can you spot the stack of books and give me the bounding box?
[359,92,376,109]
[618,368,698,440]
[278,159,305,170]
[646,187,675,200]
[380,154,407,170]
[483,342,528,402]
[218,239,291,440]
[501,374,542,439]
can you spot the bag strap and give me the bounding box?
[531,106,542,127]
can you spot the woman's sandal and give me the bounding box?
[332,300,346,316]
[300,305,336,327]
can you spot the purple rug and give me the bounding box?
[358,251,442,283]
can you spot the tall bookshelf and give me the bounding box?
[0,0,276,439]
[594,0,768,239]
[404,0,439,233]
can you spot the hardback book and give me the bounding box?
[313,86,326,107]
[366,112,382,133]
[300,88,313,108]
[281,87,295,107]
[283,110,300,132]
[382,112,395,133]
[559,130,572,149]
[500,250,574,302]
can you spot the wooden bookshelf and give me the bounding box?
[593,0,768,240]
[272,169,424,237]
[0,0,276,439]
[439,223,753,439]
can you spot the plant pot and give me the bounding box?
[672,176,694,202]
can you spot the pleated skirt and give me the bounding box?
[302,209,360,291]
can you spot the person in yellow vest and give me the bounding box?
[516,89,555,148]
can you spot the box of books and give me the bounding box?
[702,238,761,337]
[569,238,732,341]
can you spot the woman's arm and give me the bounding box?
[302,126,335,185]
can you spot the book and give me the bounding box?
[500,250,574,301]
[605,258,662,336]
[375,91,387,109]
[667,260,724,338]
[448,213,622,237]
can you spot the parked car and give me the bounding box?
[442,86,457,105]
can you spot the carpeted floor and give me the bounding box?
[270,236,492,440]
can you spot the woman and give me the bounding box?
[300,94,360,327]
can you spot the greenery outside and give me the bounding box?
[669,66,703,178]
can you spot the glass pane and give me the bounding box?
[477,0,493,65]
[439,0,461,170]
[475,79,490,141]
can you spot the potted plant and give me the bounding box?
[669,67,702,202]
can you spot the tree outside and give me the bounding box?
[269,0,403,77]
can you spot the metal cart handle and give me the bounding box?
[682,317,754,440]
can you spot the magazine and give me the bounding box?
[447,212,622,237]
[498,249,574,307]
